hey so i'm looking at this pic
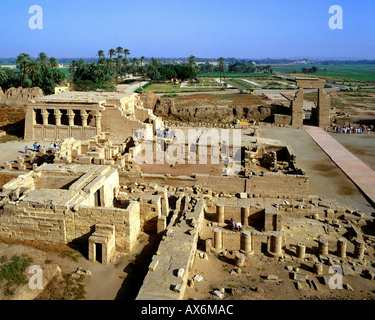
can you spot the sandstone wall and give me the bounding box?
[0,201,141,252]
[119,172,309,197]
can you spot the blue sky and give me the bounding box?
[1,0,374,59]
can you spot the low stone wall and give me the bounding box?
[136,197,205,300]
[119,171,309,197]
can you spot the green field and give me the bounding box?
[198,72,273,78]
[271,64,375,82]
[143,82,224,94]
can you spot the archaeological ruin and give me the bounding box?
[0,85,374,301]
[24,91,164,142]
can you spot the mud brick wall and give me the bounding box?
[274,114,292,126]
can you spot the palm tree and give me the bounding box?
[122,58,130,78]
[115,46,124,84]
[188,55,196,68]
[0,68,8,89]
[108,49,116,60]
[140,56,145,76]
[16,53,31,87]
[37,52,49,72]
[25,59,40,85]
[123,49,130,76]
[69,60,78,78]
[97,50,105,62]
[188,55,198,79]
[218,57,226,85]
[49,57,59,68]
[94,65,104,83]
[132,57,139,75]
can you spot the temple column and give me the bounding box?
[94,110,102,134]
[41,109,49,126]
[54,109,62,126]
[67,109,75,127]
[81,110,88,127]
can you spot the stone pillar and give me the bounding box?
[67,109,75,127]
[268,233,283,258]
[313,262,323,275]
[213,228,223,250]
[234,251,245,267]
[336,237,347,259]
[216,205,224,224]
[157,216,166,234]
[54,109,62,126]
[354,239,365,260]
[318,238,329,257]
[4,162,12,170]
[291,89,304,128]
[240,231,254,256]
[205,238,212,253]
[42,109,49,126]
[296,242,306,259]
[241,207,250,226]
[94,110,102,134]
[81,110,88,127]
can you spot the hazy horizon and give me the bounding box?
[1,0,374,60]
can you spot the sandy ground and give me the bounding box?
[184,212,375,301]
[0,140,55,164]
[0,232,159,300]
[328,132,375,170]
[256,126,375,216]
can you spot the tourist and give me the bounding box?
[229,218,235,229]
[235,222,242,232]
[24,145,28,154]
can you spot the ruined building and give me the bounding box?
[24,91,164,142]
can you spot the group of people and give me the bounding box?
[50,141,60,151]
[24,141,59,155]
[155,128,176,139]
[229,218,242,232]
[332,125,371,135]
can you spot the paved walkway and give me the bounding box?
[304,125,375,207]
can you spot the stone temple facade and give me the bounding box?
[24,91,164,142]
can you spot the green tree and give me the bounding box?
[97,50,105,62]
[108,49,116,60]
[123,49,130,76]
[16,53,31,87]
[25,59,40,85]
[37,52,49,72]
[218,57,226,84]
[49,57,59,69]
[115,46,124,84]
